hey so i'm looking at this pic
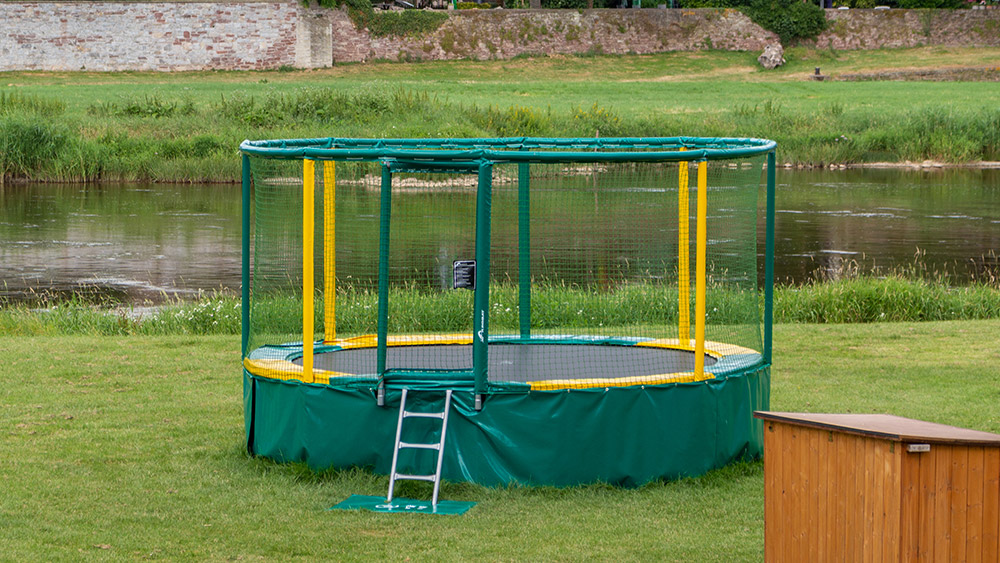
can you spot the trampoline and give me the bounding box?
[240,136,777,486]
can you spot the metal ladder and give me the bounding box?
[387,388,453,508]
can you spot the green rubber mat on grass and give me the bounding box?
[330,494,476,515]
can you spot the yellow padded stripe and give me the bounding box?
[329,333,473,349]
[243,358,351,385]
[528,370,713,391]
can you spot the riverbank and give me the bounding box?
[3,319,998,559]
[4,275,1000,337]
[2,46,999,183]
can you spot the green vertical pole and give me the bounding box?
[763,151,776,365]
[241,153,251,358]
[473,160,493,397]
[377,164,392,380]
[518,162,531,340]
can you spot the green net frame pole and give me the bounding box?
[473,160,493,405]
[241,154,251,358]
[376,163,392,406]
[764,151,776,364]
[518,162,531,340]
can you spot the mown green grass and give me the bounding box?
[2,46,1000,182]
[2,320,998,560]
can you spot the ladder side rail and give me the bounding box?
[386,388,409,503]
[431,390,454,508]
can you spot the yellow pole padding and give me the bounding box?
[302,159,315,384]
[694,160,708,380]
[323,161,336,343]
[677,148,691,343]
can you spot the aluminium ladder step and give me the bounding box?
[403,410,446,419]
[398,441,441,450]
[387,388,453,509]
[393,473,437,482]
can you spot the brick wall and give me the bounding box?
[1,2,998,71]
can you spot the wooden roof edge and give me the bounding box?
[754,411,1000,447]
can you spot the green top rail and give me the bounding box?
[240,136,777,163]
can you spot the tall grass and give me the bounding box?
[3,276,1000,337]
[2,81,999,182]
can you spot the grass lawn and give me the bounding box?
[3,319,999,560]
[7,46,1000,117]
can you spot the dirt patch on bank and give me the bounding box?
[834,66,1000,82]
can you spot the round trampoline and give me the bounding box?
[240,136,777,486]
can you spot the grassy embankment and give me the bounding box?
[2,46,1000,183]
[2,320,998,560]
[4,272,1000,336]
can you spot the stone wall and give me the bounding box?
[814,9,1000,50]
[331,8,776,63]
[1,1,322,71]
[1,2,999,71]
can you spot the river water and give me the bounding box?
[1,168,997,305]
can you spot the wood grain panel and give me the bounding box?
[967,446,984,563]
[981,447,999,563]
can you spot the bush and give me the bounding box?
[743,0,828,44]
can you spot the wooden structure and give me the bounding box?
[755,411,1000,562]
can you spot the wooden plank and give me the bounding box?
[871,438,885,563]
[900,448,920,562]
[790,426,805,562]
[852,434,865,563]
[808,427,820,559]
[764,421,778,563]
[951,447,969,563]
[967,447,985,563]
[981,448,999,563]
[823,432,843,561]
[782,423,798,561]
[863,437,876,563]
[917,448,937,562]
[883,442,901,563]
[832,432,848,562]
[933,446,953,563]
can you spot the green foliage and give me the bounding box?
[743,0,828,44]
[311,0,447,37]
[775,277,1000,324]
[466,104,552,136]
[569,102,625,136]
[6,274,1000,337]
[456,1,493,7]
[0,90,66,117]
[0,118,71,179]
[216,85,431,127]
[88,94,196,119]
[363,10,449,37]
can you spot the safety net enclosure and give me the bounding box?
[240,136,777,487]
